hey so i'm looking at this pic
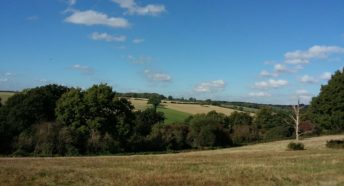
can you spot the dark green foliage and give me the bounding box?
[308,68,344,132]
[326,139,344,149]
[148,124,190,151]
[254,107,294,140]
[148,95,162,110]
[134,108,165,136]
[0,84,68,154]
[2,81,342,156]
[187,112,232,148]
[287,142,305,150]
[227,112,257,144]
[264,126,294,140]
[227,112,253,127]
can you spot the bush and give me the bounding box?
[287,142,305,150]
[326,139,344,149]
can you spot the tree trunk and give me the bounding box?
[291,99,300,141]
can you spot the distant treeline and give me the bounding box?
[0,68,343,156]
[117,92,296,112]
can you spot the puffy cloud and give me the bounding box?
[91,32,126,42]
[296,89,309,95]
[300,75,318,84]
[128,55,152,64]
[259,70,278,77]
[321,72,332,80]
[65,10,130,28]
[68,0,77,6]
[274,63,289,73]
[248,92,271,97]
[194,80,226,93]
[132,38,144,44]
[112,0,166,16]
[296,89,313,102]
[285,45,344,64]
[254,79,288,89]
[71,64,95,74]
[144,70,171,82]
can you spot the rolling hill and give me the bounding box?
[0,135,343,185]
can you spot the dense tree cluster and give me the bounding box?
[1,69,343,156]
[307,68,344,132]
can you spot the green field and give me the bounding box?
[157,107,191,124]
[0,135,343,185]
[0,92,15,104]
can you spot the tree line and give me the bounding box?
[0,68,343,156]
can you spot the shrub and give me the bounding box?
[326,139,344,149]
[287,142,305,150]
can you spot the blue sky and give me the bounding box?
[0,0,344,104]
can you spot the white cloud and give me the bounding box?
[259,70,278,77]
[248,92,271,97]
[0,78,8,82]
[144,70,171,82]
[91,32,126,42]
[112,0,166,16]
[5,72,12,76]
[296,89,313,102]
[128,55,152,64]
[132,38,144,44]
[67,0,77,6]
[296,89,309,95]
[300,75,318,84]
[285,45,344,64]
[65,10,130,28]
[71,64,94,74]
[274,63,289,73]
[194,80,226,93]
[254,79,288,89]
[321,72,332,80]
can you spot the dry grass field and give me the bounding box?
[0,92,15,104]
[129,98,239,115]
[1,135,343,186]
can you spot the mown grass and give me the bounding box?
[157,107,190,124]
[0,135,343,185]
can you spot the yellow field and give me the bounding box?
[129,98,239,115]
[0,135,343,185]
[0,92,15,104]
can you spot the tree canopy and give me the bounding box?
[308,68,344,131]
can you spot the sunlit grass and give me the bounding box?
[157,107,190,124]
[1,135,343,185]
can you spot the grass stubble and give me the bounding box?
[0,135,343,185]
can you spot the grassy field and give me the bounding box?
[157,107,191,124]
[129,98,240,115]
[0,91,15,104]
[0,135,343,185]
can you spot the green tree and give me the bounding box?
[227,112,253,127]
[187,112,231,148]
[308,68,344,131]
[254,107,293,140]
[148,124,190,151]
[148,95,162,111]
[228,112,257,144]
